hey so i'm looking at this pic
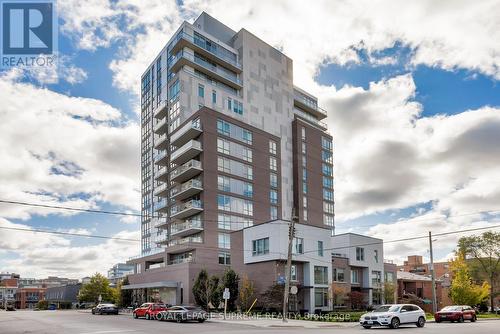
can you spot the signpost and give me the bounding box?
[223,288,230,320]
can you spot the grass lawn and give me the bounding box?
[477,313,500,319]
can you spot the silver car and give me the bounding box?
[360,304,426,329]
[157,305,208,323]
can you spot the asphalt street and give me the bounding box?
[0,310,497,334]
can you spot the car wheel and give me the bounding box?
[145,313,150,320]
[390,317,400,329]
[458,316,464,323]
[176,315,183,323]
[156,313,163,321]
[416,316,425,328]
[362,325,372,329]
[133,312,138,319]
[198,319,205,323]
[436,319,442,323]
[92,310,95,315]
[471,315,477,322]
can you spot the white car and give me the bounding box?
[360,304,426,329]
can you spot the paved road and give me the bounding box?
[0,310,497,334]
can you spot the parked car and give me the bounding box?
[157,306,208,323]
[91,303,119,315]
[132,303,169,320]
[435,305,476,323]
[360,304,426,329]
[6,305,16,311]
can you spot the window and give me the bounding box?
[302,155,306,167]
[242,147,253,162]
[252,238,269,256]
[217,138,230,154]
[302,169,307,181]
[301,142,306,154]
[303,196,307,209]
[217,194,230,211]
[301,127,306,140]
[324,214,334,226]
[218,175,230,192]
[291,265,297,281]
[218,252,231,265]
[233,100,243,115]
[217,119,230,136]
[269,156,277,171]
[217,119,253,144]
[356,247,365,261]
[227,98,232,110]
[351,269,360,283]
[323,189,334,201]
[218,214,253,230]
[322,137,333,151]
[218,233,230,249]
[212,90,217,104]
[217,157,230,173]
[374,250,379,263]
[270,206,278,220]
[270,190,278,204]
[314,266,329,284]
[333,268,345,282]
[323,176,333,189]
[198,84,204,98]
[169,80,180,99]
[314,288,328,307]
[322,163,333,176]
[317,241,324,256]
[269,140,277,155]
[217,194,253,215]
[323,202,334,214]
[293,237,304,254]
[218,156,253,180]
[372,271,382,286]
[242,130,252,144]
[302,181,307,194]
[322,150,333,164]
[303,209,308,221]
[270,173,278,188]
[384,272,394,282]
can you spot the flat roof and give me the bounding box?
[121,281,179,290]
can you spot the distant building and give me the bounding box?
[15,287,45,309]
[18,276,79,289]
[0,277,18,309]
[107,263,134,284]
[81,277,91,284]
[397,271,443,313]
[45,283,82,308]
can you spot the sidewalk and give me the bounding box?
[209,317,359,329]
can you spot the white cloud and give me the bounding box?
[0,219,138,278]
[0,71,140,220]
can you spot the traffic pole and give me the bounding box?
[429,231,437,314]
[282,208,297,323]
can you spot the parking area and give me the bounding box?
[0,310,498,334]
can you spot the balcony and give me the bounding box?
[156,234,169,245]
[170,200,203,219]
[154,151,169,166]
[169,50,242,90]
[153,199,168,213]
[294,108,328,130]
[169,256,194,265]
[170,118,202,147]
[152,218,168,229]
[153,100,168,119]
[154,134,169,150]
[171,160,202,183]
[171,218,203,238]
[153,183,169,197]
[171,179,203,201]
[155,166,169,182]
[153,117,168,134]
[168,235,203,247]
[170,31,242,73]
[293,88,327,120]
[170,139,202,165]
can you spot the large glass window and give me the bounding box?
[269,140,277,155]
[314,288,328,307]
[217,137,253,162]
[323,176,333,189]
[270,190,278,204]
[270,206,278,220]
[252,238,269,256]
[218,233,231,249]
[269,156,277,171]
[218,214,253,230]
[322,150,333,164]
[217,157,253,180]
[270,173,278,188]
[198,84,204,98]
[169,80,180,100]
[212,90,217,104]
[314,266,328,284]
[218,251,231,265]
[217,119,253,144]
[217,138,230,155]
[217,194,253,216]
[322,163,333,176]
[293,237,304,254]
[351,269,360,283]
[356,247,365,261]
[218,175,253,197]
[324,214,334,226]
[317,241,324,257]
[323,202,334,214]
[333,268,345,282]
[323,189,334,201]
[322,136,333,151]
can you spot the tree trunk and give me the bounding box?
[491,283,495,314]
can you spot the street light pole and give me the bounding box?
[282,209,297,323]
[429,231,437,314]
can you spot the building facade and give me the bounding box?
[0,277,18,309]
[15,287,45,309]
[128,12,333,305]
[108,263,134,284]
[45,283,82,308]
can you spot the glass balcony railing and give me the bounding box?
[155,166,169,181]
[171,31,241,69]
[153,183,169,197]
[171,179,202,198]
[170,200,203,218]
[170,118,202,146]
[153,117,168,133]
[169,50,242,87]
[153,199,168,212]
[154,151,169,165]
[171,218,203,236]
[169,256,194,265]
[168,235,203,247]
[170,139,202,164]
[294,108,328,129]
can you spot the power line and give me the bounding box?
[0,226,140,242]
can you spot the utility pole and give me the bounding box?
[282,208,297,323]
[429,231,437,314]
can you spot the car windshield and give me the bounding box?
[441,306,462,311]
[373,305,400,313]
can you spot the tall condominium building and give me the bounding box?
[128,12,334,306]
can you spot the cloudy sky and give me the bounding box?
[1,0,500,278]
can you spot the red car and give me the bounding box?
[133,303,169,320]
[435,305,477,323]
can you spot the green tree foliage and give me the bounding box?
[192,269,210,309]
[36,300,48,310]
[450,252,490,306]
[78,273,116,304]
[221,268,239,311]
[239,274,255,311]
[458,231,499,312]
[383,282,396,304]
[260,283,284,311]
[208,275,222,309]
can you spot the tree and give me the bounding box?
[117,276,132,307]
[331,286,347,308]
[208,275,222,309]
[239,274,255,311]
[458,231,499,312]
[383,282,396,304]
[192,269,210,309]
[347,291,365,310]
[260,283,284,311]
[449,252,490,306]
[221,268,239,311]
[78,273,116,304]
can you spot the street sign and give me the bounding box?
[290,286,298,295]
[223,288,230,300]
[277,275,286,285]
